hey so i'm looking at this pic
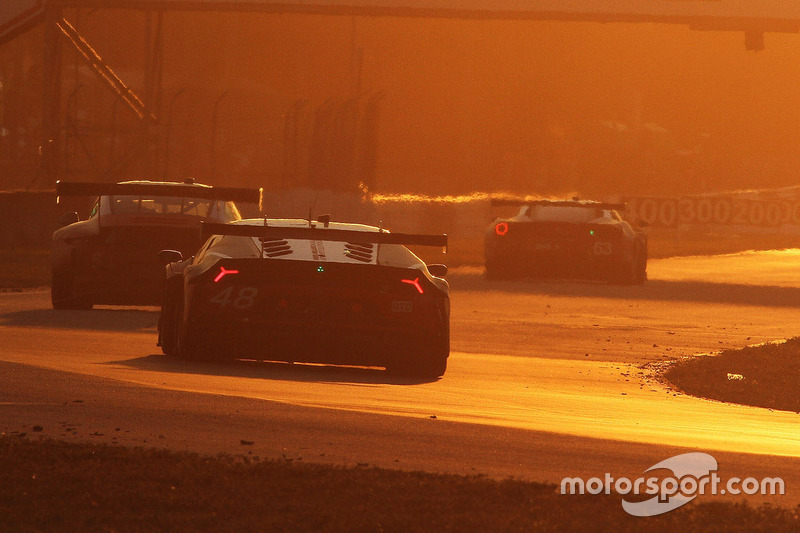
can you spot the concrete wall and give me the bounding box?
[0,191,90,248]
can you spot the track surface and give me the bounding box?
[2,250,800,505]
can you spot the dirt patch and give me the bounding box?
[665,339,800,413]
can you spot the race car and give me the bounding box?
[485,199,647,284]
[51,179,262,309]
[157,218,450,378]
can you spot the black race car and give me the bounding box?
[485,199,647,284]
[52,179,262,309]
[157,218,450,378]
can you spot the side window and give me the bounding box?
[111,196,139,214]
[224,201,241,222]
[377,244,424,268]
[194,236,218,262]
[201,201,239,222]
[207,235,260,258]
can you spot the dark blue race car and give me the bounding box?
[157,218,450,378]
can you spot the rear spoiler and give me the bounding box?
[491,198,626,211]
[56,181,263,207]
[202,222,448,250]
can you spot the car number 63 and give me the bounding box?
[593,242,613,256]
[210,287,259,309]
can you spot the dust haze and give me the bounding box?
[1,11,798,197]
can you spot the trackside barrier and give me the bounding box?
[626,188,800,234]
[7,187,800,250]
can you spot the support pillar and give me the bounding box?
[40,1,62,187]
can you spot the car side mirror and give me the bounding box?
[428,264,448,278]
[158,249,183,265]
[59,212,80,227]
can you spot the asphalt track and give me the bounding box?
[2,250,800,507]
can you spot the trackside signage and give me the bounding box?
[561,453,785,517]
[626,187,800,230]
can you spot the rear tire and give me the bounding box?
[174,312,193,360]
[174,309,217,362]
[51,267,92,310]
[160,302,178,357]
[633,250,647,285]
[612,258,636,285]
[610,247,646,286]
[387,333,449,379]
[159,280,182,356]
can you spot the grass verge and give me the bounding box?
[0,436,797,532]
[665,338,800,413]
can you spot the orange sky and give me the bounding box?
[3,11,800,196]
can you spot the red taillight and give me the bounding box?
[213,266,239,283]
[402,277,424,294]
[495,222,509,236]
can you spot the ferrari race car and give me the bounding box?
[157,218,450,377]
[51,179,262,309]
[485,199,647,284]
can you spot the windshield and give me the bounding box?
[105,195,240,221]
[198,234,424,268]
[525,205,608,223]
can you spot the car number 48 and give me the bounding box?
[210,287,259,309]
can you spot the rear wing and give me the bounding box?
[56,181,263,207]
[491,198,626,211]
[202,222,448,250]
